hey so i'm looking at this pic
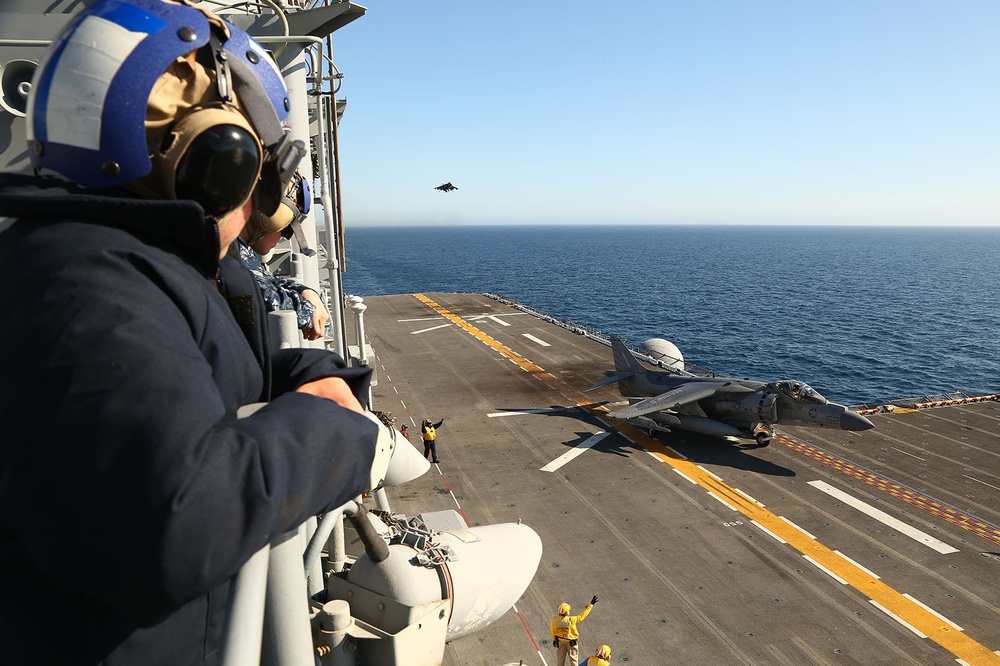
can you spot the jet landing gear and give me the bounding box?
[753,427,773,447]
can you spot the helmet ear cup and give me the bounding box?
[157,105,263,217]
[175,124,261,216]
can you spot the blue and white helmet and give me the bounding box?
[26,0,301,215]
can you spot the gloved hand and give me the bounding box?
[591,595,599,605]
[553,637,560,648]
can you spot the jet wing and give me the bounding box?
[608,382,723,420]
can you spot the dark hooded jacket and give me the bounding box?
[0,173,376,665]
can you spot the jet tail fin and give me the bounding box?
[611,336,646,374]
[585,336,643,392]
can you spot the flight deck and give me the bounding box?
[347,292,1000,666]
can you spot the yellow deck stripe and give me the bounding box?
[411,294,1000,664]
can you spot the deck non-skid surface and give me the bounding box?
[348,293,1000,666]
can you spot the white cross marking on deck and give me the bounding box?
[410,323,453,334]
[522,333,550,347]
[808,480,959,554]
[466,314,522,326]
[540,432,608,472]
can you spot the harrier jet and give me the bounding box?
[586,337,874,446]
[434,182,458,192]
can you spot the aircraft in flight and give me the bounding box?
[586,337,874,446]
[434,182,458,192]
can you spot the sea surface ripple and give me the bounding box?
[342,225,999,405]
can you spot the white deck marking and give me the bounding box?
[734,488,765,506]
[903,593,964,631]
[833,550,881,580]
[397,317,445,322]
[803,555,849,585]
[963,474,1000,492]
[707,492,737,511]
[673,468,697,484]
[751,520,786,543]
[808,480,959,554]
[779,516,817,540]
[522,333,551,347]
[891,446,925,461]
[466,313,526,324]
[539,432,609,472]
[410,323,453,334]
[869,600,928,638]
[665,445,688,460]
[487,407,573,418]
[596,417,625,436]
[697,465,723,482]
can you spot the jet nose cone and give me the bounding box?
[840,410,875,431]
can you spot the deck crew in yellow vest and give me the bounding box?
[550,595,597,666]
[421,417,445,463]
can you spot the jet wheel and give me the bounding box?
[756,431,772,447]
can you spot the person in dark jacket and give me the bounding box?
[0,2,378,664]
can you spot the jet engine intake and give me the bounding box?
[713,391,778,423]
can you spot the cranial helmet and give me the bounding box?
[557,602,570,615]
[596,645,612,659]
[247,168,315,256]
[27,0,303,218]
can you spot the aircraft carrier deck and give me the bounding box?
[347,292,1000,666]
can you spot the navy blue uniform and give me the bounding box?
[236,236,316,331]
[0,174,376,665]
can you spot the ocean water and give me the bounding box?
[341,225,1000,406]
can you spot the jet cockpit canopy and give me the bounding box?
[772,381,828,405]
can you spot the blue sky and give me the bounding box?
[330,2,998,226]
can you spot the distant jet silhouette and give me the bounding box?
[434,182,458,192]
